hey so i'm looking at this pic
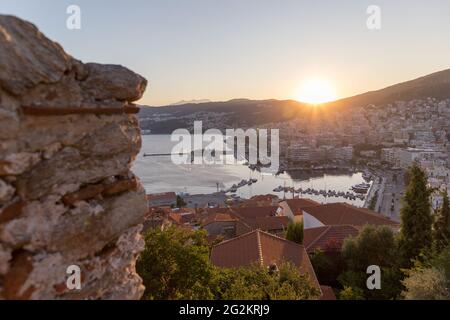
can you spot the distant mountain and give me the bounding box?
[138,69,450,133]
[324,69,450,109]
[169,99,211,105]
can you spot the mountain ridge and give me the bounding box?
[138,68,450,133]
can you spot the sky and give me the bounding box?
[1,0,450,106]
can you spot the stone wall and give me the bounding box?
[0,15,149,299]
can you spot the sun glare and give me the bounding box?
[296,79,337,104]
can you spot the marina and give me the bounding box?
[133,135,373,207]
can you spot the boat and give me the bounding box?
[351,183,371,194]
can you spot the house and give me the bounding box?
[202,211,237,239]
[202,206,289,239]
[168,207,198,226]
[304,225,360,253]
[241,194,279,207]
[230,206,289,237]
[301,203,399,230]
[147,192,177,207]
[210,229,335,300]
[279,198,321,222]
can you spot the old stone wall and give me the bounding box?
[0,15,148,299]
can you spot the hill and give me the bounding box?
[139,69,450,133]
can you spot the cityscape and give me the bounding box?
[0,0,449,313]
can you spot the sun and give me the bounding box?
[296,79,337,104]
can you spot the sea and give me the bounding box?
[132,135,368,206]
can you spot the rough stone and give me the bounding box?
[0,15,149,300]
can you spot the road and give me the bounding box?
[378,171,405,222]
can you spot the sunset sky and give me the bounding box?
[2,0,450,106]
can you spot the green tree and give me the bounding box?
[137,224,321,300]
[285,221,304,244]
[433,190,450,252]
[338,225,403,299]
[338,286,365,300]
[136,225,214,299]
[341,225,398,270]
[398,163,433,267]
[175,195,187,208]
[402,267,449,300]
[215,263,320,300]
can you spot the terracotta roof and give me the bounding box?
[284,198,321,216]
[202,212,236,226]
[168,209,196,225]
[229,206,288,234]
[147,192,177,201]
[249,194,279,201]
[231,206,279,219]
[210,229,320,289]
[253,216,290,231]
[320,285,337,300]
[304,225,360,252]
[303,203,399,227]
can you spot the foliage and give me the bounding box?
[137,224,320,300]
[338,286,365,300]
[433,190,450,252]
[175,195,187,208]
[401,245,450,300]
[285,221,304,244]
[341,225,397,270]
[402,267,449,300]
[137,225,214,300]
[368,190,378,211]
[398,163,433,267]
[215,263,320,300]
[338,225,403,299]
[310,249,343,287]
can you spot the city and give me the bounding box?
[0,0,449,313]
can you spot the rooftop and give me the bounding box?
[210,229,320,289]
[304,225,360,252]
[303,203,399,227]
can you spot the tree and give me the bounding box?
[338,286,365,300]
[175,195,187,208]
[338,225,403,299]
[341,225,398,270]
[136,225,214,299]
[137,224,321,300]
[285,221,304,244]
[433,190,450,252]
[310,249,343,287]
[398,163,433,267]
[402,267,449,300]
[215,263,320,300]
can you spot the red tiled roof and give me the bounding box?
[231,206,280,219]
[304,225,360,252]
[249,194,279,201]
[253,216,290,231]
[147,192,177,201]
[229,206,288,235]
[303,203,399,227]
[202,212,236,226]
[284,198,321,216]
[210,229,320,289]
